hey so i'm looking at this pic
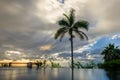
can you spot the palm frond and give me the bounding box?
[69,8,75,26]
[54,27,68,39]
[79,30,88,40]
[55,8,89,42]
[74,30,88,40]
[63,13,70,23]
[74,30,84,40]
[73,20,89,30]
[59,31,67,42]
[58,19,69,27]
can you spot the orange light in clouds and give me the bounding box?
[39,44,53,50]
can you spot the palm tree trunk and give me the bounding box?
[70,30,74,80]
[70,33,74,69]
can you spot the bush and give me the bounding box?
[98,60,120,69]
[50,61,61,68]
[71,61,97,69]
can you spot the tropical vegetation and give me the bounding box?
[101,43,120,62]
[72,61,97,69]
[54,8,89,69]
[98,60,120,69]
[99,43,120,68]
[50,60,61,68]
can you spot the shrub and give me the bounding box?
[98,60,120,69]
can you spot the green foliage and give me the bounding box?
[101,43,120,62]
[73,20,89,30]
[58,19,69,27]
[70,61,97,69]
[54,8,89,69]
[74,62,82,69]
[100,44,120,69]
[50,61,61,68]
[69,61,82,68]
[98,60,120,69]
[54,8,89,41]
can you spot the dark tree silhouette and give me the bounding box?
[54,8,89,78]
[101,43,120,62]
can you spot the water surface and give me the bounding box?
[0,68,120,80]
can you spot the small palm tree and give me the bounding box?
[54,8,89,69]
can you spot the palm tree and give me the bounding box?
[54,8,89,69]
[101,43,120,62]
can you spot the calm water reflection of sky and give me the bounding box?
[0,68,119,80]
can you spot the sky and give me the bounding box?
[0,0,120,63]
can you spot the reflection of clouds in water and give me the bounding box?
[0,68,117,80]
[2,69,17,80]
[53,69,59,78]
[11,70,17,80]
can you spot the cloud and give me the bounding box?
[0,0,120,62]
[49,34,120,63]
[39,44,53,50]
[85,0,120,37]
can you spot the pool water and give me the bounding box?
[0,68,120,80]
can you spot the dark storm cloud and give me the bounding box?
[0,0,56,49]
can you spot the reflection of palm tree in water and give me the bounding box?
[105,69,120,80]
